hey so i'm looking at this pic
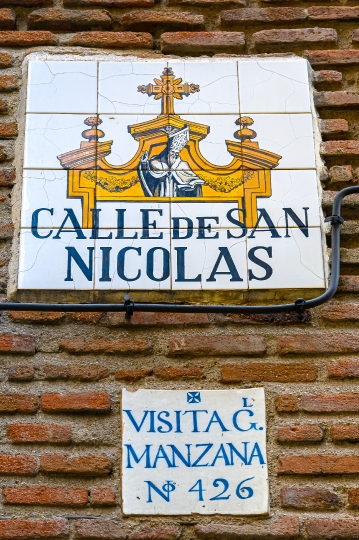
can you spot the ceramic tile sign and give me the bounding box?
[18,57,326,291]
[121,388,268,515]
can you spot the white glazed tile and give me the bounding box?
[27,60,98,114]
[238,58,311,114]
[171,201,245,229]
[171,227,247,290]
[247,226,325,289]
[21,170,84,228]
[24,114,94,169]
[122,388,269,515]
[240,113,316,169]
[94,229,171,290]
[97,115,168,168]
[95,201,171,229]
[168,60,240,114]
[178,115,241,169]
[98,61,167,114]
[255,170,321,228]
[18,228,94,290]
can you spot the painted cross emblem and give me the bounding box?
[187,391,201,403]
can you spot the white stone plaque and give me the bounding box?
[122,388,268,515]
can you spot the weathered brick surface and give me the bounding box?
[306,517,359,539]
[0,394,38,413]
[278,455,359,475]
[320,119,348,135]
[0,31,57,46]
[41,392,110,412]
[169,335,266,356]
[253,28,337,46]
[329,165,353,183]
[195,517,299,539]
[129,527,180,540]
[0,122,17,138]
[330,424,359,442]
[40,454,112,475]
[281,487,339,510]
[348,488,359,508]
[0,10,16,30]
[153,366,204,379]
[7,424,72,444]
[0,454,37,475]
[69,31,152,48]
[221,363,317,382]
[161,32,245,54]
[9,311,66,323]
[121,11,204,31]
[0,52,13,68]
[3,486,88,506]
[28,9,112,30]
[59,337,152,354]
[90,486,116,506]
[65,0,154,5]
[0,519,68,539]
[315,91,359,108]
[277,332,359,355]
[328,359,359,378]
[276,394,299,412]
[221,8,306,25]
[115,368,152,381]
[305,50,359,65]
[8,365,34,381]
[105,311,209,326]
[313,70,342,84]
[74,519,126,539]
[0,167,15,186]
[277,424,323,442]
[301,394,359,412]
[43,364,109,381]
[308,7,359,21]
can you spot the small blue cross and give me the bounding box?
[187,391,201,403]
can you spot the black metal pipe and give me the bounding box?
[2,186,358,314]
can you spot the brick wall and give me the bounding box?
[0,0,358,538]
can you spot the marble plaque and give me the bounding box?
[18,57,326,291]
[122,388,268,515]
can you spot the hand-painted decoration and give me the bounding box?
[122,388,268,515]
[19,58,325,291]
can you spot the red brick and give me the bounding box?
[339,276,359,292]
[160,32,245,54]
[105,312,209,326]
[67,312,102,324]
[0,167,15,186]
[172,0,245,5]
[65,0,154,6]
[129,527,180,540]
[328,359,359,378]
[90,486,116,506]
[0,519,68,539]
[277,424,323,443]
[304,50,359,65]
[322,141,359,156]
[213,311,311,325]
[75,520,126,540]
[0,31,57,46]
[278,455,359,475]
[154,366,204,380]
[121,11,204,31]
[40,454,112,476]
[0,333,35,354]
[195,517,299,539]
[0,222,14,239]
[41,392,110,412]
[300,393,359,412]
[169,335,266,356]
[9,311,65,324]
[28,9,112,31]
[281,486,339,510]
[348,488,359,507]
[3,486,88,506]
[277,332,359,355]
[115,368,152,381]
[308,7,359,21]
[0,123,17,138]
[329,165,353,183]
[221,362,317,383]
[8,366,35,381]
[330,424,359,442]
[306,517,359,539]
[275,394,299,412]
[59,337,152,354]
[0,74,18,91]
[43,364,109,381]
[0,10,15,30]
[0,394,38,413]
[0,52,13,67]
[221,7,306,25]
[69,31,152,48]
[253,28,337,46]
[313,70,342,84]
[0,454,37,476]
[320,119,348,135]
[0,99,8,112]
[7,424,72,444]
[353,30,359,43]
[315,91,359,108]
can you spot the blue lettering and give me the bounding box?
[64,247,94,282]
[227,442,249,465]
[168,444,191,467]
[192,443,213,467]
[248,442,266,465]
[123,410,150,432]
[153,445,174,468]
[204,411,230,432]
[210,444,230,466]
[233,410,258,432]
[157,411,172,433]
[31,208,53,238]
[125,444,152,468]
